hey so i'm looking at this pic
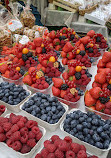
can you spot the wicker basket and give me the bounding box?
[79,4,98,16]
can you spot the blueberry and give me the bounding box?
[89,139,94,145]
[105,120,111,125]
[40,104,44,109]
[78,135,84,141]
[32,105,37,110]
[103,124,109,131]
[5,93,9,97]
[74,114,79,119]
[87,117,92,123]
[84,137,89,143]
[76,124,83,131]
[52,106,56,113]
[93,134,101,142]
[8,101,13,105]
[73,128,77,134]
[83,114,88,119]
[41,99,47,104]
[109,127,111,132]
[49,120,54,124]
[57,105,62,110]
[97,126,103,133]
[87,111,95,116]
[47,116,51,122]
[71,120,78,128]
[46,106,51,112]
[69,130,74,136]
[104,140,110,149]
[52,114,57,120]
[101,132,109,139]
[89,130,94,136]
[44,102,49,107]
[92,119,99,126]
[9,96,13,100]
[87,123,91,129]
[48,111,53,117]
[79,117,85,123]
[35,107,40,113]
[41,114,47,121]
[95,142,103,149]
[83,128,89,135]
[82,122,88,128]
[64,128,70,133]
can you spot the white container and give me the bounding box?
[0,84,31,113]
[60,108,111,157]
[20,93,69,131]
[0,113,46,158]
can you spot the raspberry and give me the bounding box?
[21,133,28,144]
[17,121,25,129]
[21,144,31,154]
[0,105,5,113]
[20,127,28,135]
[11,131,21,141]
[20,116,28,123]
[0,126,4,133]
[10,114,20,124]
[44,82,49,89]
[41,148,49,158]
[48,153,55,158]
[25,120,36,129]
[6,139,13,147]
[0,133,6,142]
[54,139,62,148]
[27,139,36,148]
[44,140,51,148]
[67,93,73,99]
[3,122,12,132]
[41,80,46,84]
[66,150,75,158]
[6,130,12,139]
[55,149,64,158]
[51,135,60,142]
[28,131,35,139]
[88,156,98,158]
[38,84,44,90]
[71,143,80,154]
[12,141,22,151]
[46,144,56,153]
[64,136,72,143]
[31,126,40,135]
[35,153,42,158]
[58,140,68,151]
[11,124,19,133]
[77,150,87,158]
[36,132,42,141]
[80,145,86,152]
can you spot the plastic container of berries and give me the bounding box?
[20,93,69,131]
[0,113,46,158]
[60,108,111,157]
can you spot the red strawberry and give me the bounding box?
[95,72,106,84]
[106,62,111,69]
[55,45,61,51]
[85,91,96,107]
[61,51,67,58]
[60,90,67,98]
[97,59,106,68]
[96,100,105,112]
[19,59,25,66]
[80,36,90,45]
[97,68,111,75]
[53,38,60,46]
[62,72,69,80]
[62,27,68,34]
[36,47,42,54]
[28,67,36,75]
[62,58,68,65]
[52,86,60,97]
[87,30,95,37]
[92,81,101,88]
[102,83,108,89]
[67,52,74,60]
[63,42,73,53]
[79,43,85,51]
[34,37,42,47]
[52,78,63,88]
[68,67,75,76]
[75,40,81,47]
[49,31,56,39]
[0,63,8,74]
[23,75,32,86]
[41,60,48,67]
[89,87,102,99]
[102,52,111,63]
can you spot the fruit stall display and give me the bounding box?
[0,27,111,158]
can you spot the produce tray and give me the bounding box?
[60,108,111,157]
[20,93,69,131]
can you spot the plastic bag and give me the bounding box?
[32,25,49,37]
[24,27,40,41]
[13,34,30,45]
[0,4,13,21]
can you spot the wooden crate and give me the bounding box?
[53,0,80,12]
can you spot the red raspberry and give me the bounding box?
[6,130,12,139]
[28,131,35,139]
[0,117,8,126]
[80,145,86,152]
[71,143,81,154]
[12,141,22,151]
[54,139,62,148]
[58,140,68,151]
[41,80,46,84]
[66,150,75,158]
[27,139,36,148]
[11,124,19,133]
[17,120,25,129]
[36,132,42,141]
[77,150,87,158]
[0,133,6,142]
[55,149,64,158]
[0,105,5,113]
[3,122,12,132]
[10,114,20,124]
[64,136,72,143]
[6,139,13,147]
[46,144,56,153]
[31,126,40,135]
[51,135,60,142]
[41,148,49,158]
[35,153,42,158]
[20,127,28,135]
[26,120,36,129]
[88,156,98,158]
[44,140,51,148]
[21,144,31,154]
[38,84,44,90]
[67,93,73,99]
[11,131,21,141]
[44,82,49,89]
[21,133,28,144]
[48,153,55,158]
[20,116,28,123]
[0,126,4,133]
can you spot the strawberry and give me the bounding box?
[36,47,42,54]
[52,78,63,88]
[68,67,75,76]
[96,100,105,112]
[3,70,10,78]
[62,27,68,34]
[61,51,67,58]
[89,87,102,99]
[79,43,85,51]
[53,38,60,46]
[28,67,36,75]
[95,72,106,84]
[34,37,43,47]
[102,52,111,63]
[62,72,69,80]
[102,83,108,89]
[63,42,74,53]
[75,40,81,47]
[52,86,60,97]
[23,75,32,86]
[62,58,68,65]
[106,62,111,69]
[97,59,106,68]
[85,91,96,107]
[60,90,67,98]
[97,68,111,75]
[41,60,48,67]
[87,30,95,37]
[80,36,90,45]
[55,45,61,51]
[67,52,74,60]
[0,63,8,74]
[19,59,25,66]
[49,31,56,39]
[13,57,19,63]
